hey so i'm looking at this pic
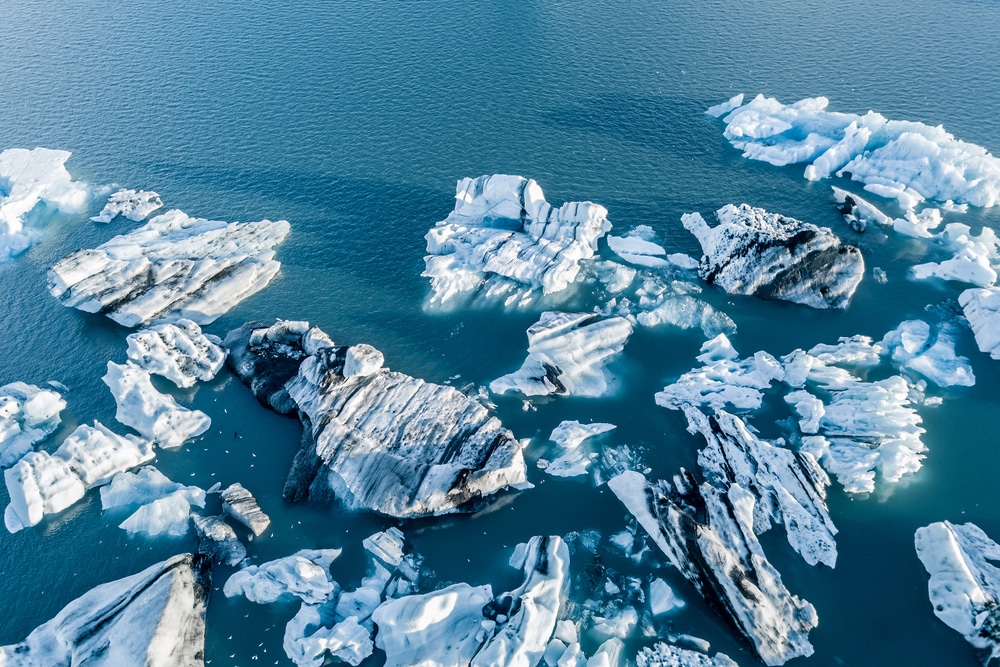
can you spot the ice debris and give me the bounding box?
[636,642,738,667]
[226,320,528,518]
[125,318,227,388]
[881,320,975,387]
[607,226,669,268]
[0,381,66,467]
[682,204,864,309]
[490,312,633,398]
[47,208,289,327]
[423,174,610,307]
[90,188,163,223]
[540,420,617,478]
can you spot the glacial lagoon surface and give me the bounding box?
[2,0,1000,665]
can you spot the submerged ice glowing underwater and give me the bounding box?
[2,94,1000,666]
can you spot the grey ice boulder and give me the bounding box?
[221,482,270,537]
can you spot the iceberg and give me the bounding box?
[423,174,610,307]
[0,381,66,467]
[0,147,90,261]
[125,318,227,388]
[914,521,1000,663]
[608,470,817,666]
[607,226,669,268]
[832,186,892,232]
[682,204,864,309]
[4,451,86,533]
[490,312,633,397]
[100,466,206,511]
[649,578,685,617]
[192,514,247,566]
[911,222,1000,287]
[541,420,617,478]
[225,320,528,518]
[881,320,975,387]
[53,420,155,488]
[713,94,1000,210]
[284,607,373,667]
[118,493,194,537]
[0,553,211,666]
[103,361,211,449]
[960,286,1000,360]
[47,209,289,327]
[223,548,342,605]
[90,188,163,223]
[221,481,271,537]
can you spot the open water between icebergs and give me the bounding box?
[3,0,1000,665]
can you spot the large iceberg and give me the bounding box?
[423,174,610,307]
[914,521,1000,663]
[103,361,211,449]
[681,204,864,309]
[711,94,1000,210]
[490,312,633,398]
[960,286,1000,360]
[608,469,817,666]
[226,320,528,518]
[90,188,163,223]
[0,382,66,467]
[0,553,211,666]
[125,319,227,388]
[0,147,90,261]
[47,209,290,327]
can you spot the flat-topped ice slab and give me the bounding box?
[713,94,1000,210]
[47,208,289,327]
[682,204,863,309]
[915,521,1000,663]
[221,482,270,536]
[91,188,163,223]
[0,553,211,666]
[226,320,528,518]
[0,147,90,261]
[125,318,226,388]
[490,312,633,397]
[423,174,610,307]
[0,381,66,467]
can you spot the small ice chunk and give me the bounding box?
[873,267,887,283]
[882,320,975,387]
[960,286,1000,360]
[608,227,668,268]
[363,527,406,567]
[100,466,205,510]
[706,94,745,118]
[221,482,271,536]
[636,642,738,667]
[649,578,685,616]
[192,514,247,566]
[90,188,163,223]
[343,344,385,378]
[119,493,193,537]
[285,607,373,667]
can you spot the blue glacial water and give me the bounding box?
[2,0,1000,665]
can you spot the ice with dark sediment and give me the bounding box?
[0,553,211,667]
[490,312,633,398]
[636,642,739,667]
[423,174,611,308]
[686,408,837,568]
[125,318,227,388]
[832,186,892,232]
[103,361,211,449]
[47,208,290,327]
[914,521,1000,664]
[681,204,864,309]
[221,482,271,536]
[90,188,163,223]
[655,334,784,413]
[224,548,342,605]
[608,469,818,666]
[192,514,247,566]
[711,93,1000,210]
[0,382,66,467]
[225,319,529,518]
[881,320,975,387]
[960,286,1000,360]
[0,147,91,261]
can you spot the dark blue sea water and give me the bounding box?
[2,1,1000,665]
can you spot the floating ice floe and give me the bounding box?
[225,548,342,605]
[914,521,1000,663]
[608,469,817,666]
[47,208,290,327]
[119,493,196,537]
[686,408,837,568]
[490,312,633,398]
[221,482,271,536]
[539,420,617,478]
[912,222,1000,287]
[649,578,685,617]
[636,642,738,667]
[192,514,247,566]
[423,174,610,307]
[90,188,163,223]
[0,553,211,666]
[226,320,528,518]
[0,381,66,467]
[285,608,373,667]
[832,186,892,232]
[103,361,211,449]
[655,334,784,412]
[101,466,206,537]
[960,287,1000,360]
[0,147,90,261]
[682,204,864,309]
[881,320,975,387]
[607,226,670,268]
[125,318,227,388]
[711,94,1000,210]
[53,420,155,488]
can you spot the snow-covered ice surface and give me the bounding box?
[915,521,1000,663]
[103,361,211,448]
[224,549,342,605]
[90,188,163,223]
[52,420,154,488]
[225,320,529,518]
[125,318,227,388]
[47,209,290,327]
[713,94,1000,210]
[0,553,211,666]
[0,382,65,467]
[490,312,633,397]
[423,174,610,308]
[960,286,1000,360]
[682,204,864,309]
[0,147,90,261]
[4,451,86,533]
